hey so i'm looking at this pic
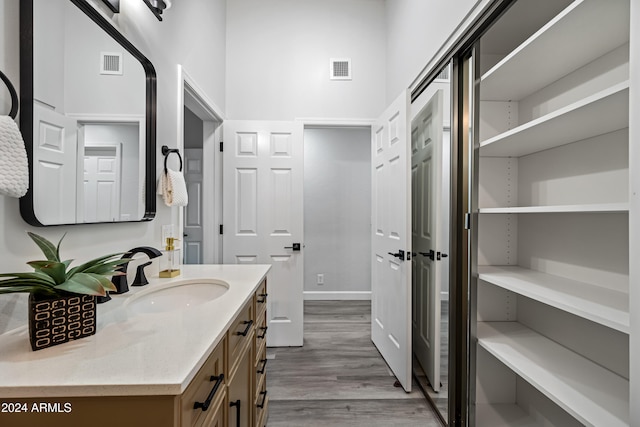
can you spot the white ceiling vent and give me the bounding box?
[435,66,450,81]
[100,52,123,75]
[330,58,351,80]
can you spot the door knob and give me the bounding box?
[419,250,435,261]
[388,250,405,261]
[284,243,301,251]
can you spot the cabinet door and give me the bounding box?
[228,346,253,427]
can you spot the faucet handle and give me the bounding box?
[132,261,153,287]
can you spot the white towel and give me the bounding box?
[157,168,188,207]
[0,116,28,198]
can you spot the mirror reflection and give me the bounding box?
[30,0,146,224]
[411,61,452,423]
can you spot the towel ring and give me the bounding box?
[161,145,183,173]
[0,70,18,119]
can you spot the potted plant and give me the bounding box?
[0,232,129,350]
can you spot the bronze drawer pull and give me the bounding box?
[236,320,253,336]
[257,358,268,374]
[193,373,224,411]
[257,390,268,409]
[257,326,268,339]
[257,293,268,303]
[230,399,241,427]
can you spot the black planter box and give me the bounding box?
[28,293,97,351]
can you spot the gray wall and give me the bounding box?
[303,127,371,299]
[184,107,204,149]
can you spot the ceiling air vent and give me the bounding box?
[435,66,450,81]
[330,58,351,80]
[100,52,123,75]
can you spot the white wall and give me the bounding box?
[303,127,371,299]
[225,0,386,120]
[385,0,478,102]
[64,0,145,116]
[0,0,226,333]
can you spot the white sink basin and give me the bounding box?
[124,279,229,314]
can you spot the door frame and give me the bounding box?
[68,113,145,221]
[177,65,224,264]
[299,119,376,302]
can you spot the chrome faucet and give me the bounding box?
[97,246,162,303]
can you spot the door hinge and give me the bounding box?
[219,141,223,152]
[219,224,223,235]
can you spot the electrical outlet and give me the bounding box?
[317,274,324,285]
[162,225,174,242]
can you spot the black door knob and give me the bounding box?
[419,250,435,261]
[388,250,406,261]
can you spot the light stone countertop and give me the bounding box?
[0,264,270,398]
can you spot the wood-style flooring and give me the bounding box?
[266,301,442,427]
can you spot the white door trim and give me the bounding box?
[177,65,224,264]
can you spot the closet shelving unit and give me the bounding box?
[474,0,631,426]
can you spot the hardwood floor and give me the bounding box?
[266,301,442,426]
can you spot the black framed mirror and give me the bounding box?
[20,0,156,226]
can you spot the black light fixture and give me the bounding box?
[102,0,119,13]
[143,0,171,21]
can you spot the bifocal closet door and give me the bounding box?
[412,88,445,392]
[371,90,412,392]
[222,121,304,347]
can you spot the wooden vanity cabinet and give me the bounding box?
[0,278,269,427]
[181,337,226,427]
[253,279,268,427]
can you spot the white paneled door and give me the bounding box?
[411,89,444,392]
[33,103,78,225]
[223,121,304,347]
[82,145,121,223]
[184,148,204,264]
[371,91,412,391]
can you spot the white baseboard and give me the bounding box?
[303,291,371,301]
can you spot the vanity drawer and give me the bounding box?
[228,299,255,377]
[254,310,267,365]
[255,345,267,400]
[199,391,225,427]
[254,279,267,317]
[181,337,226,427]
[254,376,269,427]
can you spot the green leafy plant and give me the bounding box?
[0,232,129,297]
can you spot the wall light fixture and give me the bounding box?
[142,0,172,21]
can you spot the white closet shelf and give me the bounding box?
[475,403,538,427]
[478,266,629,333]
[480,0,629,101]
[478,203,629,214]
[477,322,630,427]
[479,82,629,157]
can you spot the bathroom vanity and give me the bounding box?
[0,264,270,427]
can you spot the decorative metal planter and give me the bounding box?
[28,293,97,351]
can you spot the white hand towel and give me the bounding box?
[157,168,188,207]
[167,168,188,207]
[0,116,28,198]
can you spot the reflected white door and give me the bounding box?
[412,89,444,392]
[33,103,78,225]
[371,91,412,391]
[184,148,204,264]
[223,121,304,347]
[82,145,121,222]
